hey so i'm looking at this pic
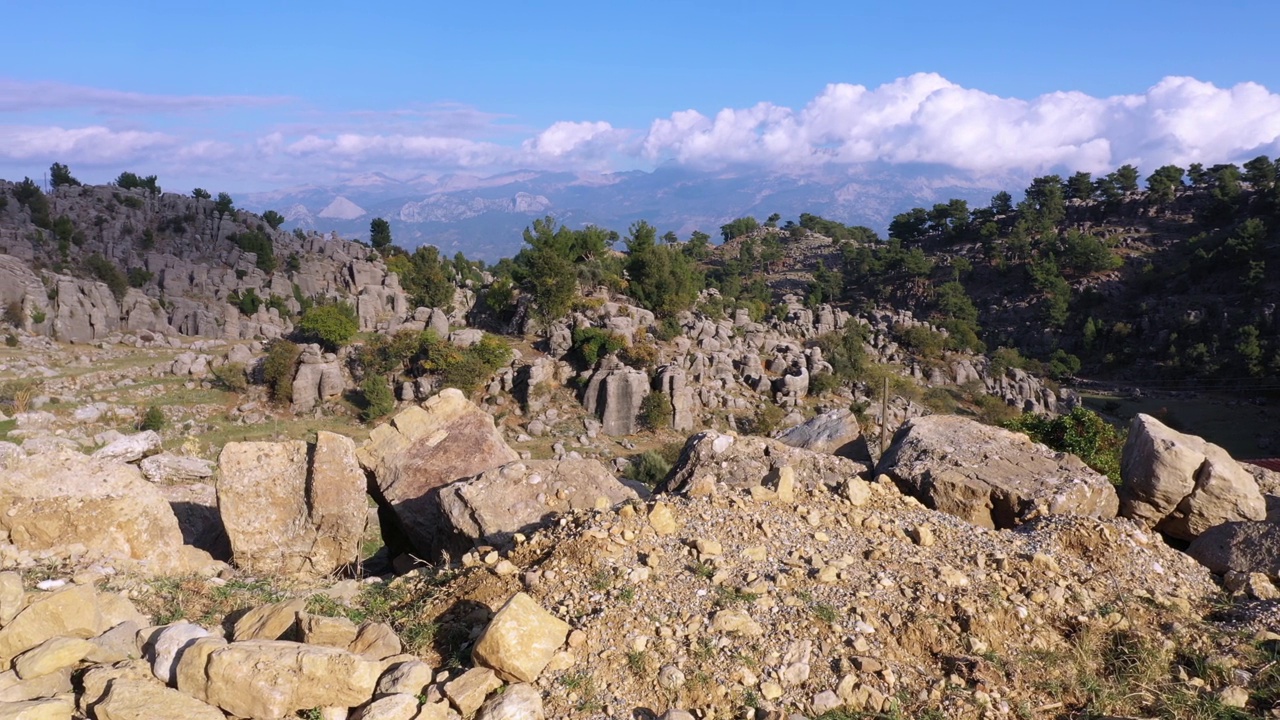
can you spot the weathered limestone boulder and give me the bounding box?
[1119,414,1265,540]
[476,683,545,720]
[353,693,420,720]
[138,454,214,484]
[157,484,230,560]
[292,360,345,413]
[659,431,871,496]
[582,356,650,436]
[217,432,367,577]
[91,431,161,464]
[0,585,144,663]
[96,678,225,720]
[0,697,75,720]
[231,599,308,642]
[357,389,518,556]
[774,409,864,458]
[438,459,640,551]
[472,592,570,683]
[0,450,205,575]
[12,637,94,680]
[1186,521,1280,576]
[877,415,1119,530]
[200,641,383,719]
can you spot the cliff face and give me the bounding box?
[0,182,407,342]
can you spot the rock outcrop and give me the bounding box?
[0,449,213,575]
[1186,521,1280,576]
[437,459,640,550]
[1119,414,1266,540]
[582,356,650,436]
[877,415,1119,530]
[357,389,518,556]
[659,430,871,497]
[217,432,367,577]
[774,409,865,458]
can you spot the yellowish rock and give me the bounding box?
[231,598,306,641]
[13,637,94,680]
[443,667,502,717]
[647,503,678,535]
[472,593,570,683]
[202,640,383,719]
[0,697,75,720]
[96,678,224,720]
[298,613,359,648]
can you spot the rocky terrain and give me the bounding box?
[1,178,1279,718]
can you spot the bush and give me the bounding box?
[360,376,396,423]
[4,334,16,348]
[417,331,512,394]
[84,254,128,301]
[295,302,358,351]
[739,403,786,436]
[638,391,672,431]
[229,288,262,316]
[571,327,625,368]
[261,340,301,403]
[0,380,40,414]
[618,338,659,371]
[807,372,841,396]
[897,325,947,363]
[1005,406,1125,483]
[29,309,45,325]
[126,267,153,288]
[140,406,166,432]
[2,301,22,328]
[211,362,249,392]
[624,451,672,488]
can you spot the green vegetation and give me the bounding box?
[261,210,285,230]
[294,302,358,351]
[369,217,392,250]
[623,220,703,317]
[570,327,625,368]
[383,245,455,309]
[228,229,277,273]
[139,405,166,432]
[624,451,672,488]
[357,330,511,395]
[637,390,672,431]
[12,178,51,229]
[210,362,248,392]
[83,254,129,301]
[49,162,80,188]
[1005,406,1126,482]
[261,339,302,403]
[359,376,395,423]
[114,172,160,194]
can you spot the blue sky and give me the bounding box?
[4,1,1280,190]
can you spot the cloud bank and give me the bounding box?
[3,73,1280,188]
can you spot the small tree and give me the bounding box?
[49,163,80,188]
[262,210,286,230]
[638,391,672,431]
[360,376,395,423]
[192,188,211,200]
[370,218,392,250]
[261,339,301,403]
[295,302,358,351]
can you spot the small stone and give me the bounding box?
[348,622,401,660]
[475,683,544,720]
[812,690,842,713]
[298,614,359,648]
[909,524,935,547]
[694,538,723,557]
[711,610,763,637]
[760,681,783,700]
[149,623,209,685]
[231,599,306,641]
[351,693,419,720]
[648,503,678,536]
[1218,685,1249,708]
[657,664,685,690]
[775,466,796,504]
[472,593,570,683]
[376,661,434,696]
[443,667,502,718]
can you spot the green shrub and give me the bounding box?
[739,403,786,436]
[127,267,153,288]
[360,376,396,423]
[211,362,249,392]
[140,406,166,432]
[624,451,672,488]
[84,254,128,301]
[29,309,45,325]
[807,372,841,396]
[261,340,301,403]
[229,230,276,274]
[295,302,358,351]
[897,325,947,363]
[571,327,625,368]
[229,288,262,316]
[417,331,511,394]
[638,391,672,431]
[1005,406,1125,482]
[4,334,16,348]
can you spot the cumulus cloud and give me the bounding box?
[641,73,1280,176]
[5,74,1280,189]
[0,78,288,114]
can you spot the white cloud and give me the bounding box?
[6,74,1280,189]
[0,125,175,164]
[640,73,1280,176]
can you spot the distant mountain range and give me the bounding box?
[239,164,1020,261]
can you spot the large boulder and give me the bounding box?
[438,459,640,551]
[658,431,871,496]
[876,415,1119,530]
[217,431,367,577]
[199,641,383,719]
[0,449,207,575]
[91,431,161,464]
[582,356,650,436]
[0,585,145,663]
[774,409,865,458]
[357,389,518,557]
[1119,414,1266,540]
[1186,521,1280,576]
[157,483,230,560]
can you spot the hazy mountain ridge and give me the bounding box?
[240,165,1013,260]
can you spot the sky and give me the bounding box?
[4,0,1280,192]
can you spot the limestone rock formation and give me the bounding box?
[200,641,383,719]
[659,430,871,496]
[582,356,650,436]
[1186,521,1280,576]
[216,432,367,577]
[357,389,518,556]
[877,415,1119,530]
[774,409,864,458]
[437,459,640,550]
[1119,414,1266,540]
[0,449,209,575]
